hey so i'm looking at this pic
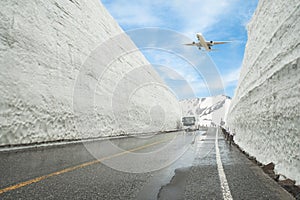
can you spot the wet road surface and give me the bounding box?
[0,128,294,199]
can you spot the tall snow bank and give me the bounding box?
[0,0,181,146]
[227,0,300,184]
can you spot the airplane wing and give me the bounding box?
[184,42,198,46]
[211,41,231,45]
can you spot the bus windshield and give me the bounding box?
[182,117,196,126]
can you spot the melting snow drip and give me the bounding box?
[215,128,233,200]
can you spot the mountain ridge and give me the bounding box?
[180,95,231,126]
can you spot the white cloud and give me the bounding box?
[141,49,203,82]
[101,0,164,27]
[169,0,236,35]
[222,66,241,87]
[155,66,185,81]
[102,0,238,36]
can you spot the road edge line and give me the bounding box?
[215,128,233,200]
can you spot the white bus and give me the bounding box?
[182,116,197,131]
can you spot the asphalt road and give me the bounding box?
[0,128,294,199]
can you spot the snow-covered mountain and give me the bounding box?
[180,95,231,127]
[0,0,181,146]
[226,0,300,184]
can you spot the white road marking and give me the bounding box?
[215,128,233,200]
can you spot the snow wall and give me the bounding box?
[226,0,300,183]
[0,0,181,146]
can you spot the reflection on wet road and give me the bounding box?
[0,128,294,199]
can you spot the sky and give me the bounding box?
[101,0,258,99]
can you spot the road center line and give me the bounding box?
[215,128,233,200]
[0,138,171,195]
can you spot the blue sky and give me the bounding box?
[101,0,258,99]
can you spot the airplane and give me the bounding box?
[184,33,231,51]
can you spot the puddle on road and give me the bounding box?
[135,130,209,200]
[157,167,191,200]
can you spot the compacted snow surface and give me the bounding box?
[0,0,181,145]
[226,0,300,184]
